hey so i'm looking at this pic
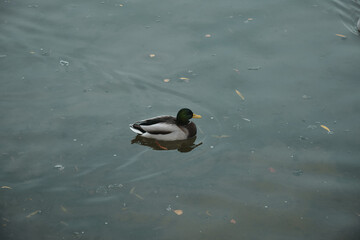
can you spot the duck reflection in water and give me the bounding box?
[131,135,202,152]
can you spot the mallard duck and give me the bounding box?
[129,108,202,141]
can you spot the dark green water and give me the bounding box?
[1,0,360,239]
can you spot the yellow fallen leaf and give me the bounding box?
[235,89,245,100]
[29,51,36,54]
[26,210,41,218]
[335,34,346,38]
[129,187,144,199]
[1,186,12,189]
[320,125,331,133]
[134,193,144,200]
[173,209,183,215]
[205,210,212,216]
[163,78,170,83]
[149,54,156,58]
[60,205,68,213]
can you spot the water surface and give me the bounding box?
[1,0,360,239]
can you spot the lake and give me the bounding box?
[1,0,360,239]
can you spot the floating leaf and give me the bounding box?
[173,209,183,215]
[149,54,156,58]
[129,187,144,200]
[1,186,12,189]
[230,219,236,224]
[134,193,144,200]
[60,205,68,213]
[320,125,331,133]
[205,210,212,216]
[163,79,170,83]
[26,210,41,218]
[248,66,261,70]
[155,141,168,150]
[235,89,245,100]
[205,34,211,38]
[60,221,69,226]
[212,135,230,139]
[335,34,346,39]
[269,167,276,173]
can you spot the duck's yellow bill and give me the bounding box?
[192,113,202,119]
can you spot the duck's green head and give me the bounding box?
[176,108,202,125]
